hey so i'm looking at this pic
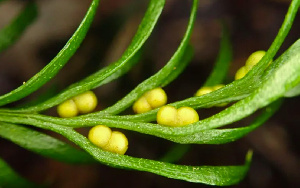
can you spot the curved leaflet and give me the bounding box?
[0,122,94,163]
[0,0,100,106]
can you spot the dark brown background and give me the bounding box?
[0,0,300,187]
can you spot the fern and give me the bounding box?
[0,0,300,186]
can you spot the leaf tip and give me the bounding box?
[246,149,253,164]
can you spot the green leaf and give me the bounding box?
[9,0,165,113]
[0,110,252,185]
[203,22,232,87]
[0,157,39,188]
[63,128,252,185]
[0,2,37,53]
[0,112,251,184]
[75,133,252,185]
[0,0,100,106]
[0,122,94,164]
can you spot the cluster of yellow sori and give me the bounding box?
[133,87,199,127]
[156,106,199,127]
[88,125,128,155]
[235,50,267,80]
[57,91,98,118]
[57,92,128,154]
[132,87,167,114]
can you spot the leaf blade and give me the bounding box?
[66,128,252,185]
[0,0,100,106]
[22,122,252,185]
[0,122,94,164]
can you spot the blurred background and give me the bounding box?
[0,0,300,187]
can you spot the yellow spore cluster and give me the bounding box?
[235,50,267,80]
[157,106,199,127]
[195,84,225,97]
[57,91,98,118]
[88,125,128,155]
[133,87,167,114]
[195,84,227,107]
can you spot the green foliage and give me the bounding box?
[0,122,95,164]
[0,0,100,106]
[0,0,299,186]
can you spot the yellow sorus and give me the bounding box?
[195,86,213,97]
[245,50,266,69]
[57,99,79,118]
[57,91,98,118]
[133,87,167,114]
[103,131,128,155]
[157,106,199,127]
[212,84,225,91]
[88,125,112,148]
[88,125,128,155]
[235,50,267,80]
[73,91,98,114]
[195,84,225,97]
[234,66,249,80]
[195,84,227,107]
